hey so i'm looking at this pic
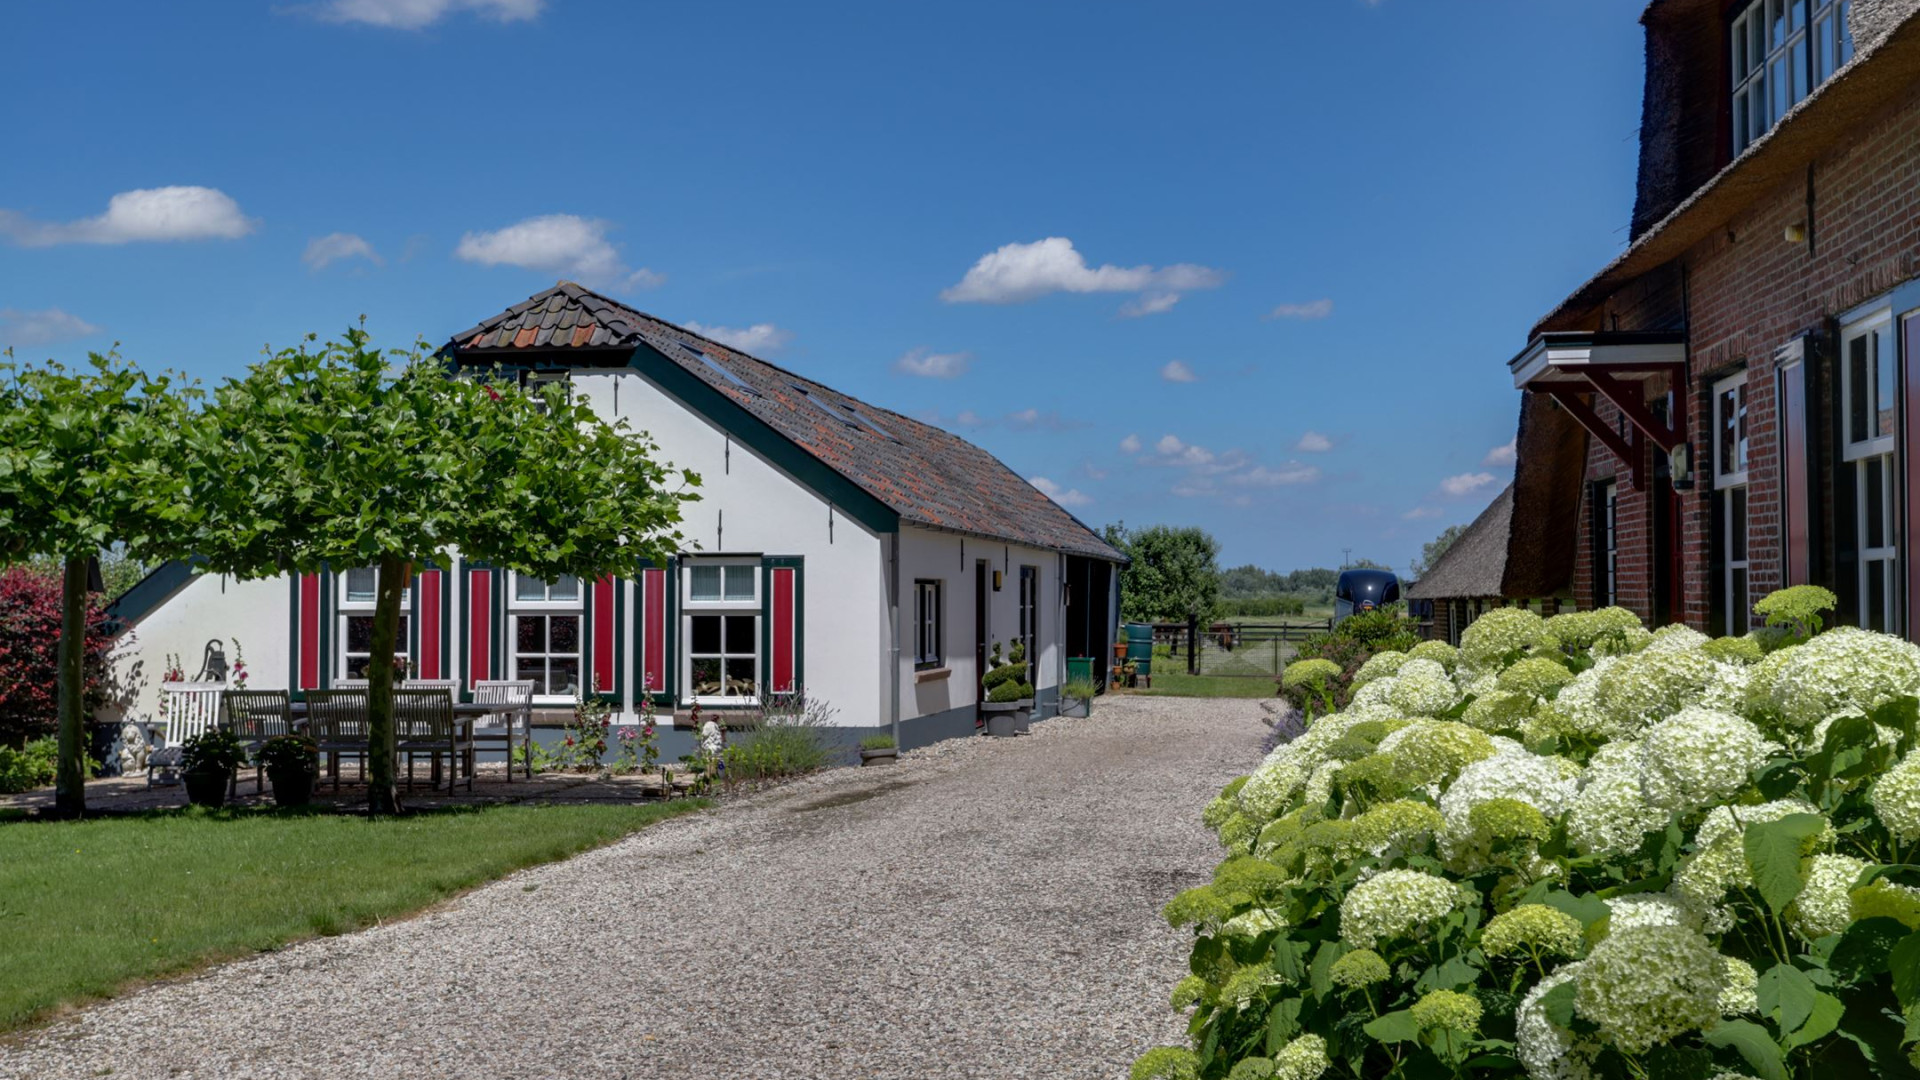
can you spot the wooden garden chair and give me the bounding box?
[395,688,471,792]
[471,680,535,780]
[304,688,371,791]
[221,689,293,795]
[147,682,225,787]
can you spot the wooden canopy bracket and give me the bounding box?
[1540,384,1645,489]
[1585,367,1686,453]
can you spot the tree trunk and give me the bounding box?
[364,554,411,815]
[54,555,89,817]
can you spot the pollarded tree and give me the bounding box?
[182,327,697,814]
[1104,521,1223,625]
[0,353,198,815]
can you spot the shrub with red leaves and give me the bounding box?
[0,566,116,748]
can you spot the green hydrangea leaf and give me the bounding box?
[1643,1044,1715,1080]
[1744,814,1826,914]
[1264,998,1302,1054]
[1756,963,1818,1036]
[1783,992,1845,1050]
[1890,931,1920,1010]
[1540,980,1579,1029]
[1362,1009,1420,1044]
[1831,917,1910,985]
[1701,1019,1786,1080]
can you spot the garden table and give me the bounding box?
[287,701,494,790]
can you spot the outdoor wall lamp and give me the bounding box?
[1669,441,1694,490]
[1784,222,1808,244]
[993,570,1004,591]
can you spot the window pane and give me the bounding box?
[1790,0,1805,31]
[1733,15,1749,80]
[1733,567,1750,635]
[1772,54,1791,119]
[689,565,722,601]
[1736,384,1750,471]
[723,565,755,601]
[549,575,580,602]
[1750,84,1769,142]
[550,657,579,696]
[1719,388,1736,474]
[348,615,375,652]
[549,615,579,653]
[690,657,720,693]
[1840,0,1855,62]
[1869,560,1888,633]
[516,615,542,653]
[1867,457,1887,548]
[725,614,756,653]
[1850,334,1870,442]
[1878,325,1898,439]
[1731,487,1749,561]
[1816,14,1835,80]
[1792,38,1808,101]
[1751,17,1767,72]
[1770,0,1786,47]
[346,655,373,680]
[691,614,721,654]
[516,575,546,602]
[723,657,755,694]
[344,567,377,603]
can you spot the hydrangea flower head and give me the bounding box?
[1718,956,1758,1015]
[1636,706,1776,813]
[1501,656,1576,698]
[1411,988,1483,1033]
[1567,740,1669,856]
[1350,799,1443,857]
[1790,852,1869,941]
[1409,639,1458,669]
[1547,606,1644,652]
[1353,650,1409,686]
[1463,690,1536,733]
[1574,924,1725,1053]
[1377,719,1496,788]
[1592,647,1717,737]
[1481,904,1585,960]
[1270,1034,1329,1080]
[1702,636,1765,665]
[1873,748,1920,843]
[1338,868,1464,949]
[1516,965,1598,1080]
[1328,948,1391,989]
[1765,626,1920,730]
[1389,660,1462,716]
[1643,624,1710,654]
[1673,798,1823,908]
[1460,607,1548,667]
[1280,658,1341,692]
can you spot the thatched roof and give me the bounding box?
[1501,390,1588,598]
[1407,486,1514,602]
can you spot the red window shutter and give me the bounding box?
[771,566,796,694]
[592,575,616,693]
[467,569,492,687]
[642,568,666,692]
[298,573,322,690]
[417,570,444,679]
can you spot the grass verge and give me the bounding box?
[0,799,706,1031]
[1127,673,1281,699]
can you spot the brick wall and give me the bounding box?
[1571,78,1920,630]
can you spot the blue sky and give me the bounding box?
[0,0,1646,573]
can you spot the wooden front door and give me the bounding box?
[974,560,989,726]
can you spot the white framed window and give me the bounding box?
[914,580,943,668]
[337,568,409,681]
[509,572,582,698]
[1732,0,1854,155]
[1714,373,1752,634]
[1598,481,1619,608]
[1843,311,1899,633]
[682,558,760,703]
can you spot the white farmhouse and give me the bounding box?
[106,283,1124,756]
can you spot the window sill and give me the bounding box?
[914,666,951,684]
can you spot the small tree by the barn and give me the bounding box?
[0,353,198,815]
[181,328,697,814]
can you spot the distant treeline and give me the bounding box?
[1217,596,1310,617]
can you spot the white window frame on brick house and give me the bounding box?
[681,558,761,705]
[509,573,583,701]
[1731,0,1855,155]
[1598,481,1619,609]
[1842,308,1899,633]
[1714,371,1753,634]
[337,567,409,681]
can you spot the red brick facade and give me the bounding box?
[1565,77,1920,633]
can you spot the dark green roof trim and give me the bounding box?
[106,558,200,626]
[628,343,900,536]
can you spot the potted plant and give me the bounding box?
[980,640,1035,737]
[255,733,319,807]
[858,732,898,766]
[1060,677,1098,719]
[179,728,245,808]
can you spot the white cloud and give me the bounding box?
[0,186,256,246]
[455,214,662,291]
[1295,431,1333,453]
[1119,433,1142,454]
[940,237,1225,311]
[302,232,382,271]
[1160,359,1199,383]
[893,347,972,379]
[0,307,103,346]
[1265,298,1334,320]
[1150,433,1216,468]
[682,321,793,355]
[1402,506,1444,520]
[1230,462,1321,487]
[1483,439,1517,466]
[1439,471,1497,497]
[1029,476,1092,508]
[309,0,542,28]
[1120,292,1182,318]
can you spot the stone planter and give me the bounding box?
[981,701,1029,738]
[859,747,898,767]
[268,766,316,807]
[183,766,230,808]
[1061,697,1091,719]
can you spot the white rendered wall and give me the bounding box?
[571,371,887,728]
[894,526,1064,722]
[104,573,291,726]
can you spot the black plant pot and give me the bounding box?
[184,766,230,808]
[267,766,316,807]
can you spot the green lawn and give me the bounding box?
[0,800,706,1030]
[1128,673,1280,699]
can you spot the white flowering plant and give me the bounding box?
[1139,590,1920,1080]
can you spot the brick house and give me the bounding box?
[1507,0,1920,635]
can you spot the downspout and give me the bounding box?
[888,530,901,748]
[1056,551,1068,710]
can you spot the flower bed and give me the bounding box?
[1141,588,1920,1080]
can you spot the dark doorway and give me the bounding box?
[974,560,989,727]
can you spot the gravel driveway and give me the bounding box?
[1,695,1264,1080]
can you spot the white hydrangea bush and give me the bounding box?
[1141,591,1920,1080]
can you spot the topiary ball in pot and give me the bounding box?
[256,733,319,807]
[179,728,246,808]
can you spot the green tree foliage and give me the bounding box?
[180,328,699,814]
[1104,522,1222,624]
[0,352,197,814]
[1410,523,1468,578]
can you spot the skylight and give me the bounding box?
[790,383,859,427]
[679,342,759,397]
[847,407,900,443]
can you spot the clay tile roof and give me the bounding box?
[445,282,1124,562]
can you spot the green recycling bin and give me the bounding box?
[1067,657,1093,685]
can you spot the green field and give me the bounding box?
[1127,673,1280,699]
[0,800,706,1030]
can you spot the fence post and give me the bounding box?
[1187,613,1199,675]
